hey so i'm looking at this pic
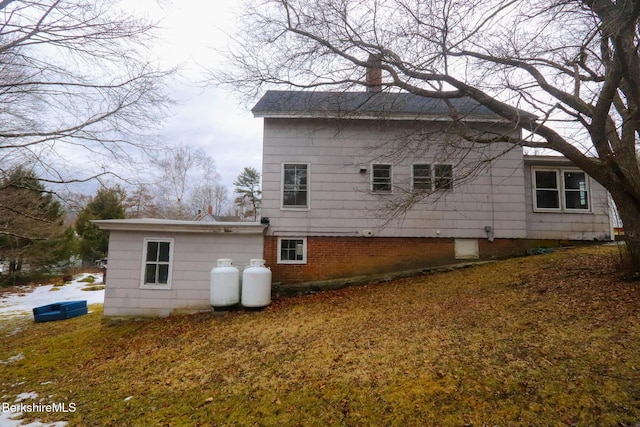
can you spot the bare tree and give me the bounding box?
[217,0,640,274]
[125,183,160,219]
[212,184,230,217]
[152,143,220,219]
[192,183,230,217]
[0,0,174,187]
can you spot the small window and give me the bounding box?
[412,164,432,190]
[141,238,173,289]
[533,168,589,212]
[412,163,453,191]
[282,163,309,208]
[372,164,392,192]
[434,164,453,190]
[278,238,307,264]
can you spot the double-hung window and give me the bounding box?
[282,163,309,208]
[141,238,174,289]
[412,164,432,190]
[412,163,453,191]
[533,168,589,211]
[563,171,589,210]
[372,164,392,193]
[434,164,453,190]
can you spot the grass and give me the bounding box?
[80,285,105,292]
[1,245,639,426]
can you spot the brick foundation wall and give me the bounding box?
[265,236,576,284]
[266,236,454,284]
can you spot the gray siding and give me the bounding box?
[523,164,612,240]
[262,118,528,239]
[103,231,264,317]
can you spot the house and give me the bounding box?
[252,89,612,284]
[93,85,612,318]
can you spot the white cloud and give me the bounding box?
[132,0,264,191]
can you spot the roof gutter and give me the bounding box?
[252,111,512,123]
[92,219,268,235]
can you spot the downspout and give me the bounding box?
[486,158,496,242]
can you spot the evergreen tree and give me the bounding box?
[0,167,72,275]
[233,167,261,221]
[76,186,126,264]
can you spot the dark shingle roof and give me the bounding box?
[251,90,508,121]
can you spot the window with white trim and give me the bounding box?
[282,163,309,208]
[277,238,307,264]
[533,168,590,211]
[412,163,453,191]
[141,238,174,289]
[372,164,392,193]
[412,164,432,190]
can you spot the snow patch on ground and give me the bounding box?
[0,273,104,426]
[0,273,104,319]
[1,391,68,427]
[0,353,25,365]
[14,392,39,403]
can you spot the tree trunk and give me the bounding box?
[610,190,640,277]
[9,259,21,274]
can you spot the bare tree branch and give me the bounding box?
[0,0,174,188]
[216,0,640,272]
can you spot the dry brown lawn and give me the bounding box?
[1,244,640,426]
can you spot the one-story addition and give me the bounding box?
[95,89,613,318]
[92,219,266,317]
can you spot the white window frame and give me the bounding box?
[532,167,591,213]
[433,164,454,190]
[140,238,174,289]
[281,163,310,210]
[371,163,393,193]
[412,163,454,191]
[277,237,307,264]
[411,163,432,191]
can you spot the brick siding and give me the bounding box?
[265,236,569,284]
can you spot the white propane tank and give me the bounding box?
[241,259,272,308]
[210,258,240,309]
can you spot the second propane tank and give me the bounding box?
[241,259,272,308]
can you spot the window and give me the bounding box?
[278,238,307,264]
[434,164,453,190]
[412,163,453,191]
[534,170,560,209]
[412,164,432,190]
[141,238,173,289]
[533,168,589,211]
[563,171,589,210]
[282,163,309,208]
[372,164,392,192]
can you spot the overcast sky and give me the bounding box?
[132,0,263,191]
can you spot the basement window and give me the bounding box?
[278,238,307,264]
[140,238,174,289]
